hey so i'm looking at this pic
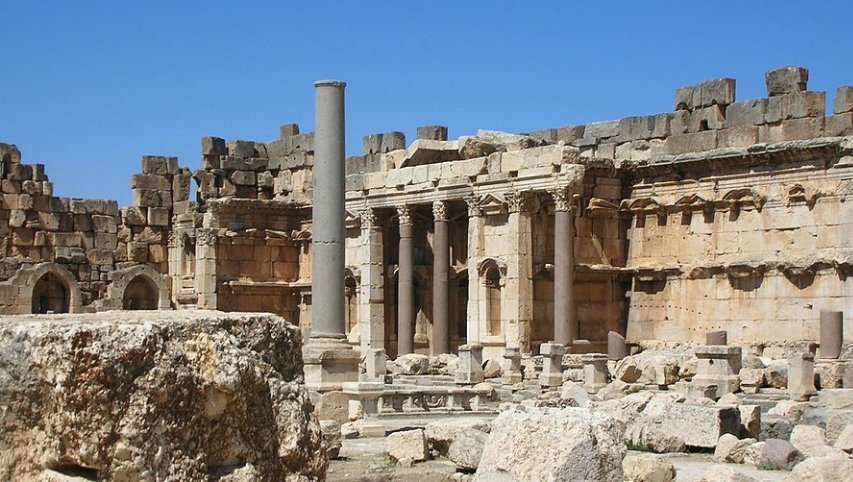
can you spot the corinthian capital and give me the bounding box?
[432,200,448,222]
[549,188,573,212]
[396,205,413,225]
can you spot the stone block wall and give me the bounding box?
[0,145,181,313]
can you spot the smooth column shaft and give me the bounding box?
[554,209,575,346]
[398,218,414,354]
[433,217,450,354]
[311,80,346,339]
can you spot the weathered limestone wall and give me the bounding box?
[0,148,184,314]
[0,310,326,481]
[624,139,853,343]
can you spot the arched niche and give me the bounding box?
[16,263,83,314]
[106,265,170,310]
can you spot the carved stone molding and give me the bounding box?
[505,190,540,214]
[195,228,217,246]
[786,183,822,208]
[549,188,573,212]
[464,195,483,217]
[586,197,620,218]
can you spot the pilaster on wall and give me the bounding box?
[358,207,384,352]
[503,190,537,352]
[465,195,484,344]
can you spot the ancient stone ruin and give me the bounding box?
[1,66,852,480]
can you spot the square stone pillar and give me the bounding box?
[455,343,485,385]
[693,345,742,399]
[362,348,387,382]
[464,196,484,345]
[504,191,536,353]
[539,342,565,388]
[501,347,523,385]
[195,228,218,309]
[358,208,385,352]
[789,352,818,401]
[582,353,610,391]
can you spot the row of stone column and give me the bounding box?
[388,186,577,356]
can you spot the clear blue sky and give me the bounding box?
[2,1,851,205]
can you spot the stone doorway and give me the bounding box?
[122,275,159,310]
[32,272,69,314]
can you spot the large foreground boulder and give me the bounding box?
[474,406,625,482]
[0,311,326,482]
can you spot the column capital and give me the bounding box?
[464,195,483,217]
[432,200,448,222]
[359,207,379,229]
[506,190,539,214]
[196,228,217,246]
[396,205,413,225]
[548,188,574,212]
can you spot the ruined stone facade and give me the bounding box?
[1,66,851,358]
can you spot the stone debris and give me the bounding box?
[714,434,757,464]
[789,424,847,458]
[622,453,676,482]
[697,465,758,482]
[783,454,853,482]
[0,311,326,482]
[387,429,429,464]
[474,406,625,482]
[759,439,804,471]
[447,429,488,472]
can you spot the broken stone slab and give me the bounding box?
[697,465,758,482]
[387,428,428,464]
[608,331,628,360]
[651,403,740,449]
[766,66,809,96]
[714,433,757,464]
[834,424,853,453]
[789,352,818,401]
[818,389,853,410]
[0,311,326,481]
[789,424,848,459]
[416,125,448,141]
[474,406,625,482]
[448,428,488,472]
[424,418,491,457]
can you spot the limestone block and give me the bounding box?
[416,125,448,141]
[448,428,488,471]
[789,352,818,401]
[718,126,759,149]
[675,86,695,111]
[622,453,676,482]
[91,215,117,234]
[766,91,826,122]
[664,131,717,155]
[714,433,756,463]
[132,189,170,208]
[230,170,256,186]
[739,405,761,439]
[790,424,847,459]
[785,454,853,482]
[618,115,655,142]
[227,140,255,158]
[127,241,148,262]
[141,155,178,176]
[725,98,768,127]
[474,407,625,482]
[819,389,853,410]
[834,86,853,114]
[424,418,491,457]
[584,120,620,140]
[201,136,226,156]
[557,125,586,143]
[0,311,325,481]
[697,78,736,108]
[834,424,853,452]
[147,207,170,227]
[766,66,809,96]
[758,438,803,470]
[826,113,853,136]
[8,209,25,228]
[689,105,725,132]
[131,174,170,191]
[387,429,428,463]
[654,403,740,449]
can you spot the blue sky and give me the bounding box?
[2,1,851,205]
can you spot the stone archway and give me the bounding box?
[32,272,70,314]
[122,275,159,310]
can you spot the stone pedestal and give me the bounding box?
[607,331,627,360]
[362,348,387,382]
[501,347,523,385]
[706,330,728,346]
[693,345,742,399]
[455,344,485,385]
[342,381,385,420]
[303,338,361,391]
[581,353,610,391]
[820,311,843,360]
[539,342,565,388]
[789,352,818,402]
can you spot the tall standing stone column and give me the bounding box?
[311,80,347,340]
[551,188,575,347]
[303,80,359,391]
[505,191,536,352]
[432,200,450,355]
[397,205,415,355]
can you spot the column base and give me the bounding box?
[303,337,360,392]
